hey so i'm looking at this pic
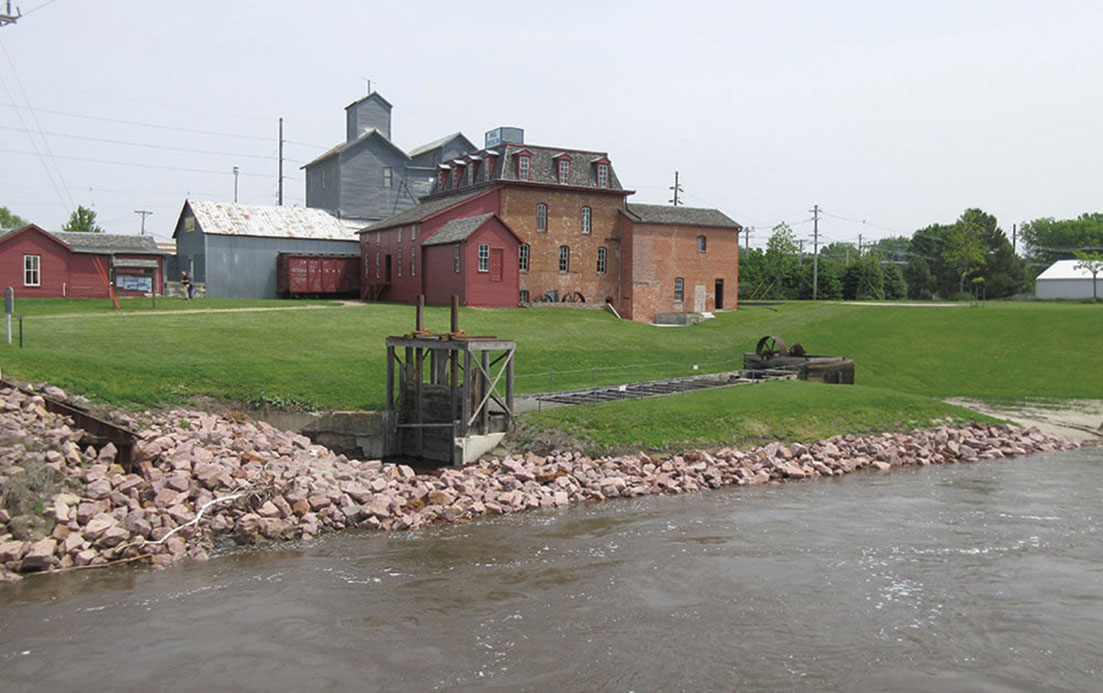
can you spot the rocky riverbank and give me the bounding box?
[0,385,1086,582]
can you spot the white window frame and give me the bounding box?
[23,254,41,287]
[581,206,592,235]
[410,247,416,276]
[478,243,490,272]
[454,245,461,273]
[559,245,570,273]
[383,166,393,188]
[674,277,684,302]
[558,159,570,185]
[519,289,529,303]
[376,251,381,279]
[519,243,530,271]
[536,203,547,231]
[597,164,609,188]
[597,246,607,275]
[518,156,530,181]
[697,235,707,252]
[397,248,403,277]
[410,225,417,242]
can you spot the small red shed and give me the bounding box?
[0,224,165,298]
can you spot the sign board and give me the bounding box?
[184,216,195,233]
[116,275,153,292]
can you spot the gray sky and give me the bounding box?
[1,0,1100,249]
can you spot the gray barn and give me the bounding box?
[303,92,475,225]
[172,200,362,299]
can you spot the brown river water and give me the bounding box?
[1,447,1101,691]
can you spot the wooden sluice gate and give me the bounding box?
[385,296,515,465]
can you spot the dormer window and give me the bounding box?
[468,161,477,184]
[597,164,609,188]
[517,154,530,180]
[553,152,573,185]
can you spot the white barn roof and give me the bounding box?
[1036,259,1095,280]
[183,200,360,241]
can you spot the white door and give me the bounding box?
[694,285,706,312]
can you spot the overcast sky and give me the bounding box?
[1,0,1100,248]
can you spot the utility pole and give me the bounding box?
[1012,223,1017,254]
[743,226,753,250]
[0,1,20,27]
[278,117,284,206]
[233,165,240,203]
[669,171,683,206]
[811,204,820,300]
[134,209,153,235]
[857,233,863,258]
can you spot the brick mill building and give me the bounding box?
[359,128,741,323]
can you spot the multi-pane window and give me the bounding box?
[536,203,547,231]
[697,235,707,252]
[410,247,416,276]
[558,160,570,185]
[581,206,592,235]
[410,226,417,241]
[375,232,380,245]
[478,243,490,272]
[596,246,607,275]
[674,277,684,302]
[597,164,609,188]
[518,156,530,180]
[383,167,393,188]
[519,243,530,271]
[376,251,381,278]
[397,248,403,277]
[468,162,476,184]
[396,229,402,243]
[454,245,461,273]
[558,245,570,272]
[23,255,40,286]
[519,290,529,303]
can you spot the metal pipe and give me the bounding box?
[416,294,424,332]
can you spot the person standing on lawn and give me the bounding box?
[181,270,193,299]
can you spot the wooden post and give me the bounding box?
[415,347,423,456]
[385,345,395,412]
[460,348,471,436]
[451,294,460,333]
[505,349,514,428]
[480,349,490,433]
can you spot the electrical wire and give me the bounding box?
[0,123,282,160]
[0,146,270,176]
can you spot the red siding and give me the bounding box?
[463,219,519,308]
[423,245,466,305]
[0,226,163,299]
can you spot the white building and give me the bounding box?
[1034,259,1101,299]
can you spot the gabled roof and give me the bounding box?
[408,132,475,159]
[345,91,393,112]
[179,200,360,241]
[53,231,163,254]
[1036,259,1099,280]
[301,128,409,169]
[422,213,497,246]
[622,203,742,229]
[0,224,163,254]
[362,188,490,232]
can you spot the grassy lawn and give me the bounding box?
[0,298,1097,449]
[521,380,1000,454]
[6,296,340,316]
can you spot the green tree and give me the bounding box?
[1021,213,1103,270]
[0,205,27,230]
[62,205,104,233]
[819,241,858,265]
[1074,251,1103,301]
[942,209,990,295]
[903,256,934,299]
[842,252,885,300]
[765,223,800,299]
[883,262,907,299]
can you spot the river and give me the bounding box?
[1,447,1101,691]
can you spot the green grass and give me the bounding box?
[0,298,1097,450]
[522,380,999,455]
[6,296,340,316]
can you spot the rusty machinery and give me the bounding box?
[743,335,854,384]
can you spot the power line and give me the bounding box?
[0,146,271,176]
[0,123,283,160]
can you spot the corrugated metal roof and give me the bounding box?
[185,200,360,241]
[623,203,742,229]
[422,213,496,246]
[53,231,164,254]
[1036,259,1098,280]
[301,128,409,169]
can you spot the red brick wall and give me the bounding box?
[499,186,626,304]
[619,216,739,323]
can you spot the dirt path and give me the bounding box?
[28,304,360,320]
[945,398,1103,443]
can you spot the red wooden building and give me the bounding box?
[0,224,165,298]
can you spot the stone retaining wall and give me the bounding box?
[0,385,1085,581]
